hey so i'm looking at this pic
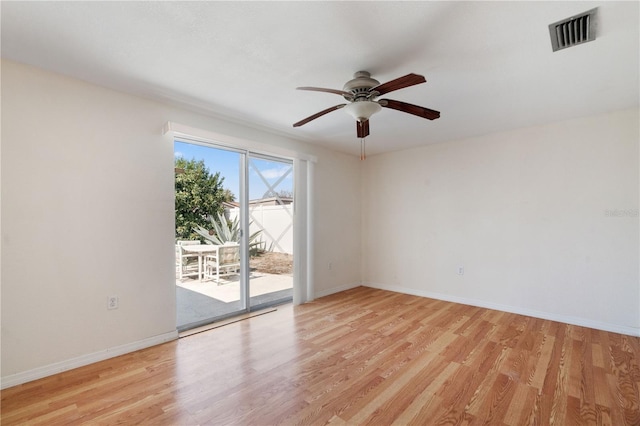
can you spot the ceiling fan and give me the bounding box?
[293,71,440,158]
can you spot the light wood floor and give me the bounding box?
[2,287,639,425]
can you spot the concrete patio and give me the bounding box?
[176,272,293,331]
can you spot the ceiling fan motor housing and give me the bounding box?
[342,71,380,101]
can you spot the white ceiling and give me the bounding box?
[2,1,638,157]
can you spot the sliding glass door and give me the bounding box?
[174,140,293,332]
[247,154,294,310]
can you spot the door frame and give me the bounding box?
[173,132,311,328]
[166,121,316,306]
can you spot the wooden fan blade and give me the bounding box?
[356,120,370,138]
[293,104,346,127]
[371,73,426,96]
[297,87,353,97]
[379,99,440,120]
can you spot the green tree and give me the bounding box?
[222,188,236,202]
[175,157,227,240]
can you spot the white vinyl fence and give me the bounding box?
[227,204,293,254]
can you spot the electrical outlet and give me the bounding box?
[456,266,464,275]
[108,296,119,310]
[328,262,333,270]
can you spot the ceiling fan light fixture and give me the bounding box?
[343,101,381,122]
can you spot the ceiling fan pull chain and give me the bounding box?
[360,138,366,161]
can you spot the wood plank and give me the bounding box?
[2,287,639,425]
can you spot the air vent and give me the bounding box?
[549,8,597,52]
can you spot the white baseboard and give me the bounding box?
[363,282,640,337]
[1,330,178,390]
[314,282,361,300]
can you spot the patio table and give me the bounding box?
[180,244,220,281]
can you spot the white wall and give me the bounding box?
[363,108,639,336]
[1,60,362,384]
[228,204,294,254]
[313,149,363,297]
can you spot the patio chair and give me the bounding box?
[204,243,240,284]
[176,240,201,280]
